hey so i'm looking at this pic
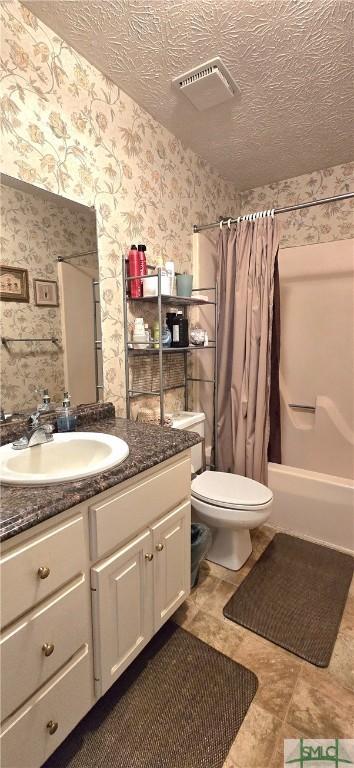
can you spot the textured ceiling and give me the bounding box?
[24,0,354,189]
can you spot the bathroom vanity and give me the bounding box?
[0,411,200,767]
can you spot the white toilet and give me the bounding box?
[171,412,273,570]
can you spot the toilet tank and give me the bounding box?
[171,412,205,472]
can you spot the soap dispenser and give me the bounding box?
[38,388,51,412]
[57,392,77,432]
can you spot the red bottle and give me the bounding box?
[128,245,141,298]
[138,244,147,291]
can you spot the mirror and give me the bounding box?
[0,174,103,416]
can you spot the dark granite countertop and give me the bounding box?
[0,417,201,543]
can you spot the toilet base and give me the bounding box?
[207,528,252,571]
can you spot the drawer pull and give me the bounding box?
[156,543,164,552]
[42,642,55,657]
[145,553,154,562]
[46,720,58,735]
[38,566,50,579]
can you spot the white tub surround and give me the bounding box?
[268,463,354,555]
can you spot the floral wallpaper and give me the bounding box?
[240,162,354,247]
[2,2,352,418]
[0,181,97,412]
[0,1,238,415]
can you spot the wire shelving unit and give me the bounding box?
[122,256,218,466]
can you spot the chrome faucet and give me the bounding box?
[12,411,54,450]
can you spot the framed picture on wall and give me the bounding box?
[33,279,59,307]
[0,265,29,302]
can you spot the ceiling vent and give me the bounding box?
[172,57,239,111]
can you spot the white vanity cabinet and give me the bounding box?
[0,450,192,768]
[91,498,190,696]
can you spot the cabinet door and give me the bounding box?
[91,529,154,696]
[151,500,191,631]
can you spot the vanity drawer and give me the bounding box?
[0,644,92,768]
[0,514,86,628]
[1,574,89,721]
[90,456,191,559]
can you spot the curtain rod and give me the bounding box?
[193,191,354,233]
[57,250,98,262]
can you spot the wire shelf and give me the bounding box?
[127,295,215,306]
[128,345,216,355]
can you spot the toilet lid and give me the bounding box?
[191,471,273,510]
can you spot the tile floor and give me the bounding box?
[172,526,354,768]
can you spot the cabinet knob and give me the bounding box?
[37,566,50,579]
[42,642,55,657]
[145,553,154,562]
[46,720,58,735]
[156,543,164,552]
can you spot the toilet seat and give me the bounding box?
[191,470,273,511]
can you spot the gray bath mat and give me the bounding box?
[223,533,353,667]
[44,621,258,768]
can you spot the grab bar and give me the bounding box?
[288,403,316,413]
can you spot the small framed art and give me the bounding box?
[33,279,59,307]
[0,265,29,302]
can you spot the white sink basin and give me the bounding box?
[0,432,129,486]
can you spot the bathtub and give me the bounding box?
[268,463,354,555]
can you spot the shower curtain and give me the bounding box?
[268,253,282,464]
[217,216,280,484]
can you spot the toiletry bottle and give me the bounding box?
[172,312,189,348]
[162,324,172,347]
[172,312,182,348]
[166,312,177,335]
[153,320,160,349]
[57,392,77,432]
[160,268,170,295]
[128,245,141,298]
[144,323,151,346]
[133,317,148,349]
[38,388,51,412]
[138,244,147,284]
[165,261,175,295]
[182,315,189,347]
